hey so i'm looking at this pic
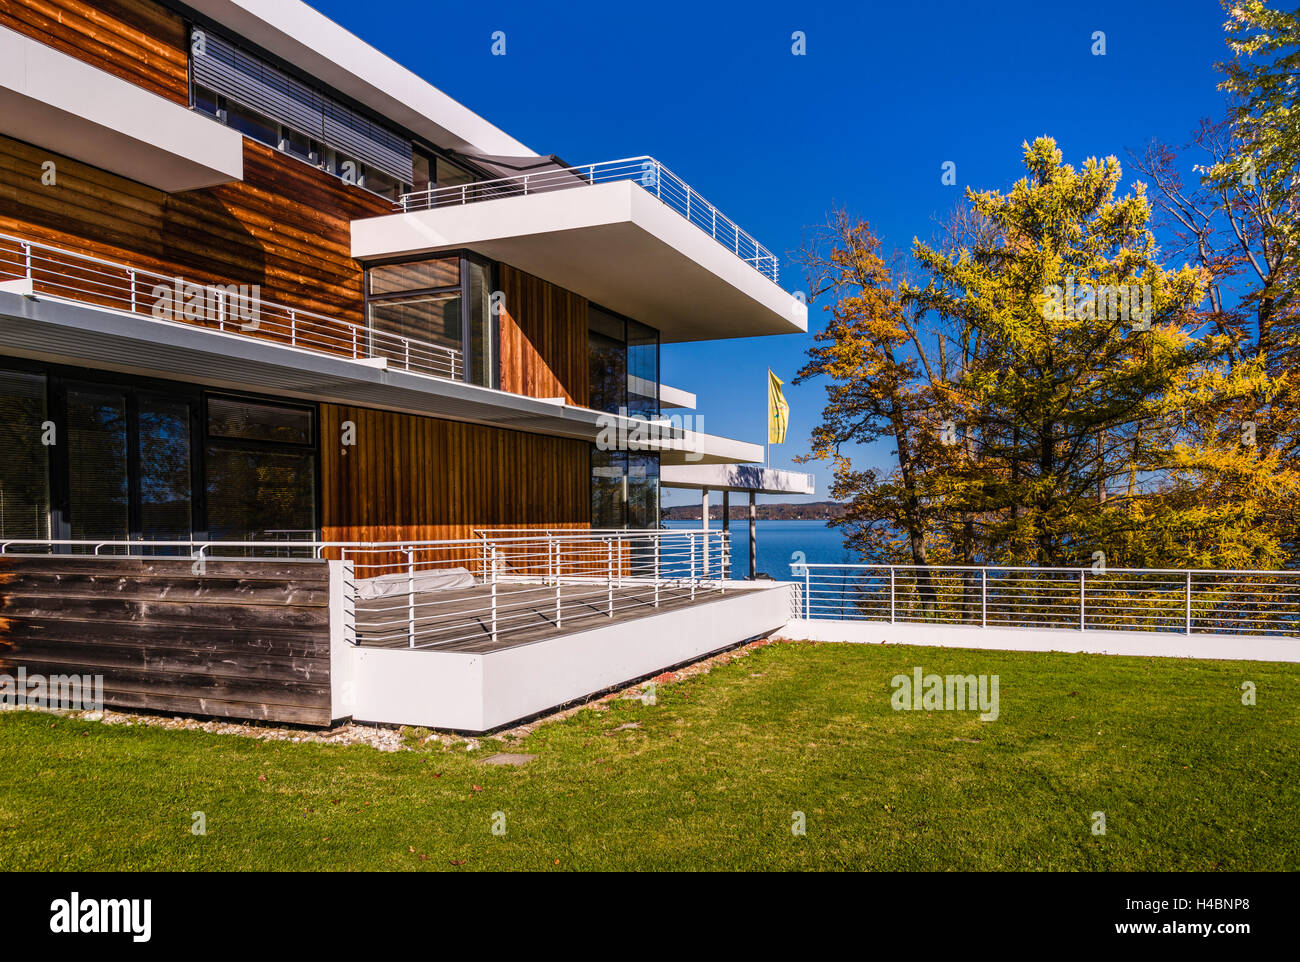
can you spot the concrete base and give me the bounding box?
[775,619,1300,663]
[342,581,796,731]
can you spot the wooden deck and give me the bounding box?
[355,581,731,654]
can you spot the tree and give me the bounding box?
[798,138,1296,572]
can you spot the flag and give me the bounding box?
[768,369,789,445]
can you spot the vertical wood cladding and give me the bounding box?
[320,403,590,547]
[498,264,590,407]
[0,133,393,325]
[0,0,189,104]
[0,557,334,726]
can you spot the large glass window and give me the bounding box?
[66,386,130,543]
[138,395,193,542]
[0,367,320,547]
[587,306,661,528]
[588,305,660,418]
[0,370,50,540]
[204,396,316,543]
[365,254,495,387]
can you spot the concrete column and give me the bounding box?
[721,491,730,579]
[748,490,757,580]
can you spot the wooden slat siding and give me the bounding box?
[0,135,392,324]
[320,403,590,576]
[0,0,189,105]
[498,264,590,407]
[0,557,335,726]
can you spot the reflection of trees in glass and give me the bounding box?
[139,400,192,541]
[0,372,50,539]
[205,446,315,541]
[67,389,128,542]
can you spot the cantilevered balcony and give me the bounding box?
[352,157,808,342]
[0,231,461,381]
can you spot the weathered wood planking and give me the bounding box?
[498,264,590,406]
[0,556,335,726]
[0,0,189,104]
[320,403,590,574]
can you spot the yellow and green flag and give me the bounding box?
[768,369,789,445]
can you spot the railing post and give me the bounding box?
[890,567,896,623]
[981,568,987,627]
[290,309,297,347]
[490,546,499,641]
[1186,570,1192,635]
[555,540,562,630]
[607,539,614,617]
[804,565,810,619]
[690,536,697,601]
[1080,569,1086,631]
[653,536,660,608]
[406,546,415,648]
[128,268,137,313]
[22,241,32,279]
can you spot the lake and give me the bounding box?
[663,518,859,581]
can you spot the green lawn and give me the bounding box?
[1,641,1296,871]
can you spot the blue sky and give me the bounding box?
[315,0,1235,504]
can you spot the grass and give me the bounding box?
[1,640,1296,871]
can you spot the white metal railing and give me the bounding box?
[0,231,462,381]
[396,157,781,283]
[791,563,1300,637]
[0,529,730,650]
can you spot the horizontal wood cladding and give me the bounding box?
[0,557,334,726]
[0,0,189,105]
[0,133,393,325]
[498,264,589,407]
[320,403,591,549]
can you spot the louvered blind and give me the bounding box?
[193,29,414,183]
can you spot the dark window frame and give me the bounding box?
[0,357,320,547]
[363,250,498,389]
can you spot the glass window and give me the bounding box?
[207,397,313,445]
[205,445,316,543]
[193,85,219,116]
[368,258,459,296]
[590,449,660,529]
[0,370,50,540]
[369,292,462,353]
[138,396,193,542]
[589,307,627,416]
[224,100,280,148]
[66,386,129,544]
[437,158,476,190]
[466,256,495,388]
[626,318,659,420]
[413,149,434,193]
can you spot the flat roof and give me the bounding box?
[180,0,535,158]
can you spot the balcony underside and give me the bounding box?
[0,291,760,463]
[0,25,243,192]
[351,181,807,343]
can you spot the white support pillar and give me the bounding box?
[748,490,757,580]
[701,487,710,577]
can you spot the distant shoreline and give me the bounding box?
[662,501,848,523]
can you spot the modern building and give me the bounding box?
[0,0,811,730]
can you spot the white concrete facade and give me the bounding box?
[351,181,808,342]
[0,26,244,191]
[343,581,797,731]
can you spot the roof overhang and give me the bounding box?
[351,181,808,343]
[0,292,757,462]
[662,463,815,496]
[0,25,243,192]
[179,0,534,158]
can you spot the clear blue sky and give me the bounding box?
[315,0,1234,504]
